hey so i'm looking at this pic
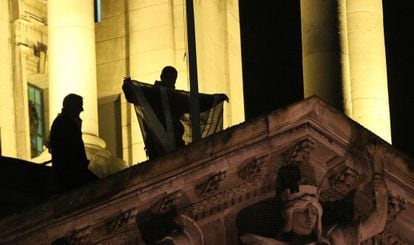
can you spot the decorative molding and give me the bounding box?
[157,215,204,245]
[239,155,268,181]
[106,208,138,233]
[282,139,315,164]
[376,231,409,245]
[371,195,409,245]
[61,226,92,245]
[320,167,361,202]
[184,177,270,220]
[384,194,407,230]
[388,194,407,214]
[274,122,312,140]
[196,171,227,197]
[150,191,183,215]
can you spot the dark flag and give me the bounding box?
[122,79,228,159]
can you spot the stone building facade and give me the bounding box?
[0,0,395,176]
[0,0,245,174]
[0,97,413,244]
[1,0,413,244]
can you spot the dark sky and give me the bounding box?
[239,1,414,158]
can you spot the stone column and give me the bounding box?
[301,0,351,113]
[301,0,391,143]
[346,0,391,142]
[0,0,17,156]
[194,0,245,126]
[48,0,123,176]
[225,0,245,126]
[48,0,99,138]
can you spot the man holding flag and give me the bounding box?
[122,66,228,160]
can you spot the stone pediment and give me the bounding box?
[0,96,413,244]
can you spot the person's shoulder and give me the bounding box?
[54,113,70,122]
[52,114,76,128]
[51,114,64,126]
[50,115,66,137]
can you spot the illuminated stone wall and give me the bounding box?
[95,0,132,164]
[95,0,245,163]
[194,0,245,126]
[0,0,48,159]
[1,0,391,167]
[0,0,244,166]
[0,0,16,156]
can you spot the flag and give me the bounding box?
[122,79,227,159]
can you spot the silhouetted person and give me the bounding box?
[49,94,97,191]
[123,66,228,159]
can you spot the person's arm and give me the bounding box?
[122,77,136,103]
[359,145,388,241]
[123,78,159,105]
[198,93,228,112]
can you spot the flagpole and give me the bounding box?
[186,0,201,142]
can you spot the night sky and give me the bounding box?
[239,1,414,158]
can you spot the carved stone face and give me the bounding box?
[291,203,318,235]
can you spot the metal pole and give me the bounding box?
[186,0,201,142]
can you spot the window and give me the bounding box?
[28,84,45,157]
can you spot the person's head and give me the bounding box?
[281,186,322,239]
[290,202,318,235]
[62,93,83,117]
[160,66,178,89]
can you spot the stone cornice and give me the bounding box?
[1,97,413,244]
[183,177,272,221]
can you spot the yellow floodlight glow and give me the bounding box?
[48,0,99,137]
[347,0,391,143]
[301,0,391,143]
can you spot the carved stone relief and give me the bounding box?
[57,226,92,245]
[370,194,409,244]
[106,207,138,233]
[282,139,315,165]
[151,191,183,215]
[240,145,389,245]
[157,215,204,245]
[375,231,409,245]
[320,166,361,202]
[196,171,227,197]
[238,155,268,181]
[185,177,269,220]
[386,194,407,227]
